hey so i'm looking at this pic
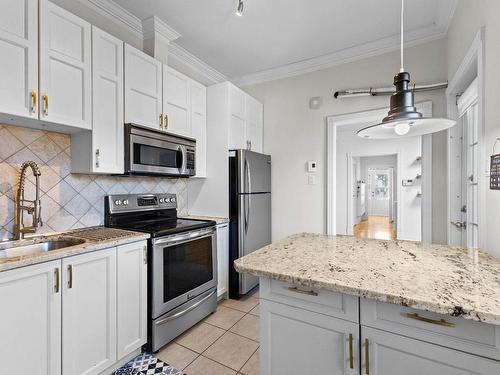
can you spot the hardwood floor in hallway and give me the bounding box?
[353,215,396,240]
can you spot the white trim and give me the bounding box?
[446,28,485,248]
[422,134,433,244]
[457,78,479,117]
[326,101,432,242]
[142,16,181,42]
[168,43,228,84]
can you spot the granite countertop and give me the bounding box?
[234,233,500,325]
[184,215,229,225]
[0,227,150,272]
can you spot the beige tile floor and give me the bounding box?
[157,287,260,375]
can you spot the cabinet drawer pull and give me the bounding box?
[365,339,369,375]
[54,267,60,293]
[287,286,318,296]
[159,113,164,129]
[95,148,100,168]
[31,90,37,112]
[164,113,169,129]
[43,93,48,115]
[67,265,73,289]
[348,333,354,369]
[143,246,147,264]
[404,313,456,327]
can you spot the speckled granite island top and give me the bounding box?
[0,227,150,272]
[234,233,500,325]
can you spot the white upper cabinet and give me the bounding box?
[190,80,207,177]
[245,96,264,152]
[0,0,38,119]
[91,26,124,174]
[229,114,246,150]
[230,85,246,120]
[163,65,191,137]
[124,43,162,131]
[62,248,117,375]
[0,260,62,375]
[39,0,92,129]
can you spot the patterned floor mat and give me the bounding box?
[115,353,184,375]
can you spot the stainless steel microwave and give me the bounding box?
[125,124,196,177]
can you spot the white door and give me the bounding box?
[62,248,117,375]
[367,169,391,216]
[0,0,38,119]
[261,299,359,375]
[117,241,148,360]
[450,79,480,248]
[216,223,229,298]
[191,81,207,177]
[39,0,92,129]
[362,326,500,375]
[0,260,61,375]
[163,66,191,136]
[91,26,124,174]
[124,44,162,130]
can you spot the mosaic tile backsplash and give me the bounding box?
[0,124,188,240]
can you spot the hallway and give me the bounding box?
[353,216,396,240]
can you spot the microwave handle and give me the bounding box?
[177,146,186,169]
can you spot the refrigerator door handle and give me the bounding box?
[244,194,249,234]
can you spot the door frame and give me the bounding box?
[326,101,433,243]
[446,28,485,248]
[347,153,400,237]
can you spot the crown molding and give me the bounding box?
[142,16,181,42]
[168,43,227,84]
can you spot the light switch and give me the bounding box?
[308,174,316,185]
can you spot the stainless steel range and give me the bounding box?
[104,193,217,352]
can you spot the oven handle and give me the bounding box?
[153,227,216,247]
[154,290,216,326]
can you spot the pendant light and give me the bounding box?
[357,0,456,139]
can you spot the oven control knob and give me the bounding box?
[170,197,176,203]
[123,199,129,205]
[159,198,164,203]
[114,200,121,206]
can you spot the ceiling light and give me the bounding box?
[235,0,244,16]
[357,0,456,139]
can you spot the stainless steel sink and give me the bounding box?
[0,238,85,259]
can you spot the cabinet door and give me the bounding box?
[124,44,162,130]
[246,124,263,152]
[191,81,207,177]
[62,248,117,375]
[216,223,229,297]
[39,0,92,129]
[117,241,148,359]
[229,114,246,150]
[163,66,191,136]
[0,260,61,375]
[92,26,124,174]
[362,326,500,375]
[0,0,38,119]
[261,299,359,375]
[245,96,263,152]
[230,85,245,120]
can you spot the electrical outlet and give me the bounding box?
[308,174,316,185]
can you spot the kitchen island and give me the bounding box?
[234,233,500,375]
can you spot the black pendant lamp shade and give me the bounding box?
[383,72,422,122]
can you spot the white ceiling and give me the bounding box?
[112,0,457,84]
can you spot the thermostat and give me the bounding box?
[307,161,317,172]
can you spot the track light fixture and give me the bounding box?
[235,0,244,17]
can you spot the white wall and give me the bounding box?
[244,39,448,241]
[446,0,500,258]
[336,133,420,241]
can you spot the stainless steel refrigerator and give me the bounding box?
[229,150,271,299]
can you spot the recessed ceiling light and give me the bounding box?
[235,0,244,17]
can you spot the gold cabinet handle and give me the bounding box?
[164,113,169,129]
[143,246,147,264]
[67,265,73,289]
[287,286,318,297]
[54,267,60,293]
[42,93,48,115]
[31,90,37,112]
[95,149,100,168]
[348,334,354,369]
[404,313,456,327]
[159,113,164,129]
[365,339,370,375]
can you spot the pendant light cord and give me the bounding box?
[400,0,405,72]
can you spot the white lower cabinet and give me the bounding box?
[362,326,500,375]
[261,299,359,375]
[216,223,229,298]
[0,260,62,375]
[62,248,117,375]
[117,242,148,359]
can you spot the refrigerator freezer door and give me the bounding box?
[238,192,271,294]
[238,150,271,194]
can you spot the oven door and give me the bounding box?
[129,132,188,176]
[152,227,217,319]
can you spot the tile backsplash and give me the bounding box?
[0,124,188,240]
